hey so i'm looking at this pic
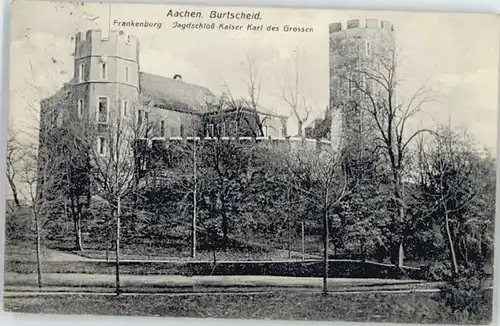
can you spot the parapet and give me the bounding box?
[75,29,139,45]
[74,29,140,61]
[329,18,394,33]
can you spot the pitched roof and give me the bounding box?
[205,96,286,119]
[139,72,286,119]
[139,72,214,113]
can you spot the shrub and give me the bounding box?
[436,265,491,322]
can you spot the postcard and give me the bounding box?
[3,0,498,324]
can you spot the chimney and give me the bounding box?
[173,74,182,81]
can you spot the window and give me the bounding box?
[348,78,353,97]
[77,99,84,117]
[125,67,129,82]
[138,110,142,125]
[160,120,165,137]
[220,122,226,137]
[337,78,343,98]
[230,121,237,135]
[207,124,214,137]
[97,97,108,123]
[263,125,268,137]
[280,128,285,137]
[180,125,185,137]
[97,137,107,156]
[361,75,367,99]
[366,41,371,57]
[101,63,107,79]
[122,100,128,117]
[78,63,85,82]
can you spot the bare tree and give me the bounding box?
[416,126,491,274]
[68,96,155,294]
[274,133,361,295]
[155,120,202,259]
[16,59,92,252]
[220,55,270,139]
[19,108,66,289]
[6,126,24,208]
[343,46,438,267]
[280,48,312,138]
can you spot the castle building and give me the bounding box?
[40,30,289,166]
[39,22,394,196]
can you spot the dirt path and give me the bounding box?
[4,272,428,288]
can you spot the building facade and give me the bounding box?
[41,29,290,162]
[39,23,394,195]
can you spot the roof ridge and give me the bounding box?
[139,71,213,93]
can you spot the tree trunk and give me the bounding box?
[297,120,303,138]
[192,140,197,259]
[192,192,197,259]
[301,220,305,261]
[444,210,458,275]
[397,203,405,267]
[34,212,43,289]
[8,179,21,207]
[220,194,228,249]
[323,210,329,296]
[287,219,291,259]
[105,218,110,263]
[73,218,84,252]
[115,199,121,295]
[392,175,405,268]
[398,242,404,267]
[287,188,291,259]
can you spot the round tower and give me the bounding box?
[72,29,140,135]
[329,18,396,150]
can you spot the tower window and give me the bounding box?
[125,67,129,82]
[122,100,128,117]
[101,63,107,79]
[78,63,85,82]
[138,110,148,125]
[366,41,371,57]
[97,137,107,156]
[138,110,143,125]
[280,128,285,137]
[97,97,108,123]
[77,99,84,118]
[219,122,225,137]
[337,78,343,98]
[160,120,165,137]
[207,124,214,137]
[230,121,237,135]
[180,125,185,137]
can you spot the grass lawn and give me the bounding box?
[3,291,492,324]
[4,242,319,263]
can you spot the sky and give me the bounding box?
[8,0,499,154]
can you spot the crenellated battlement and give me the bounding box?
[329,18,394,33]
[74,29,139,62]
